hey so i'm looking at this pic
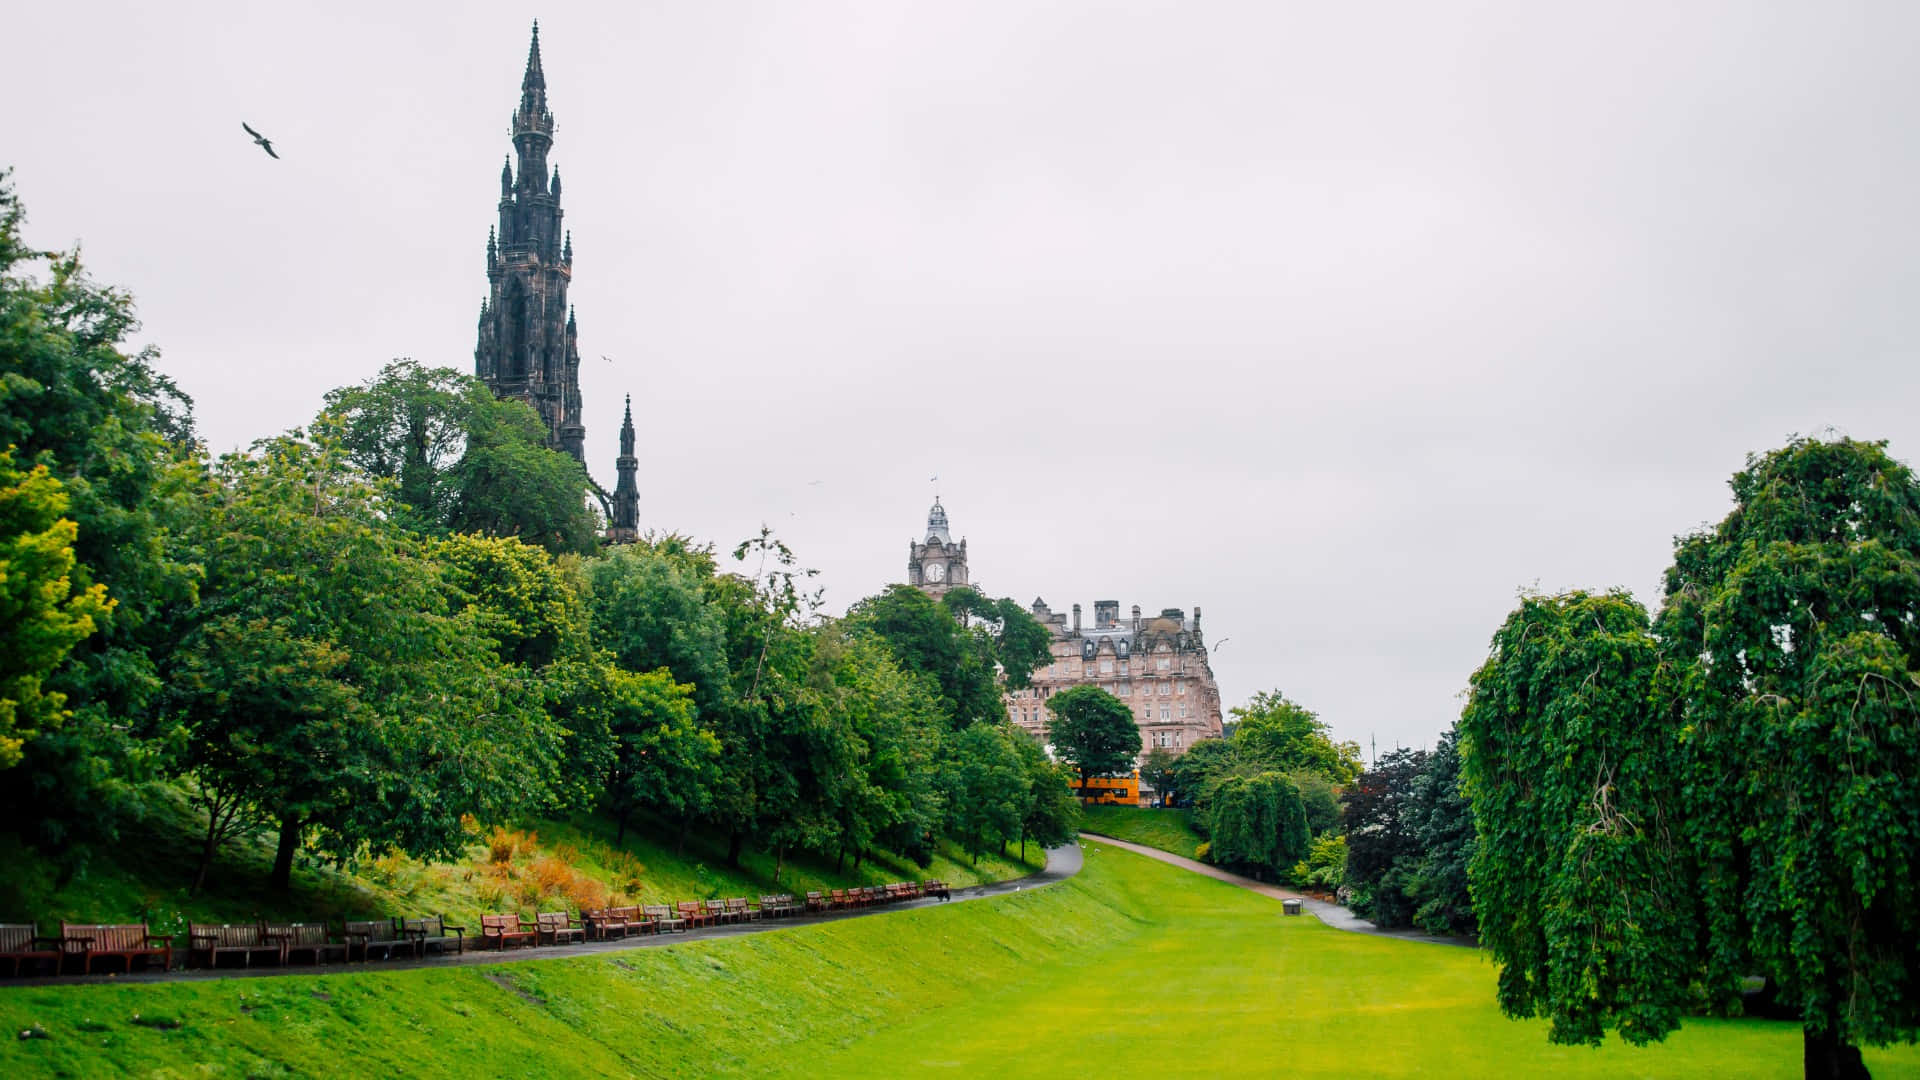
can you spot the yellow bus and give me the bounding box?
[1076,773,1139,806]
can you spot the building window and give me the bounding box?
[1176,682,1185,695]
[1157,657,1171,671]
[1175,732,1183,747]
[1082,664,1094,677]
[1160,682,1171,696]
[1118,660,1129,675]
[1159,706,1171,721]
[1100,659,1113,674]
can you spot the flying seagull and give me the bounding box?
[241,122,279,159]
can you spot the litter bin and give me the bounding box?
[1282,899,1303,917]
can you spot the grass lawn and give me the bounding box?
[4,844,1916,1078]
[1078,803,1205,858]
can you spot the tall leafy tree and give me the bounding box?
[1044,684,1142,793]
[1461,590,1708,1049]
[939,586,1055,689]
[1657,438,1920,1076]
[1012,732,1080,860]
[1205,772,1310,880]
[1341,747,1429,928]
[1406,728,1476,937]
[0,173,198,858]
[1230,691,1362,783]
[323,360,598,554]
[941,722,1030,863]
[848,585,1001,727]
[168,427,562,889]
[0,451,111,769]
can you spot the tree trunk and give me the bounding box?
[774,843,786,885]
[269,813,301,892]
[835,846,845,875]
[194,799,230,896]
[615,808,630,848]
[1804,1027,1870,1080]
[675,817,691,857]
[726,830,743,868]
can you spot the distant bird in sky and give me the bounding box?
[807,480,824,487]
[241,122,278,159]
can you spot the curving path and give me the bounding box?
[1081,833,1474,948]
[3,845,1085,987]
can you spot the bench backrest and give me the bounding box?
[265,922,334,947]
[643,904,673,920]
[190,923,262,948]
[345,919,401,943]
[63,923,152,951]
[676,901,702,916]
[536,912,574,932]
[0,923,42,951]
[480,914,525,933]
[613,906,643,922]
[402,915,447,937]
[806,891,823,902]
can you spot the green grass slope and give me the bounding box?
[0,784,1042,939]
[1078,803,1204,858]
[6,843,1916,1079]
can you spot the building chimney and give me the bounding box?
[1194,606,1202,630]
[1094,600,1119,628]
[1131,604,1142,630]
[1071,603,1082,634]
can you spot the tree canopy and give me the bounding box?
[1462,437,1920,1076]
[1044,684,1141,791]
[1230,691,1362,783]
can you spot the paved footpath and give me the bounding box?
[1081,833,1473,948]
[6,844,1086,987]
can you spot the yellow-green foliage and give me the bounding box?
[1079,803,1205,857]
[5,845,1919,1078]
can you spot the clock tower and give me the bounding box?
[907,497,970,598]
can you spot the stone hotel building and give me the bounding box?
[1006,600,1226,755]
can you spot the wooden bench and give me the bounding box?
[480,913,537,950]
[0,923,62,977]
[345,919,420,962]
[676,901,713,929]
[583,908,632,941]
[725,897,758,922]
[702,899,736,925]
[759,894,798,918]
[188,923,285,969]
[644,904,686,933]
[264,922,348,966]
[60,922,173,974]
[537,912,585,946]
[923,880,951,901]
[829,888,851,910]
[401,915,465,956]
[805,891,827,913]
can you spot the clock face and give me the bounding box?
[925,562,946,582]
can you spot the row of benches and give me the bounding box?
[0,880,951,977]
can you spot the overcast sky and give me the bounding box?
[10,1,1920,755]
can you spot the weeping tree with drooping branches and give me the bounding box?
[1462,437,1920,1080]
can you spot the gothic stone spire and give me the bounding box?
[476,22,583,462]
[609,394,641,544]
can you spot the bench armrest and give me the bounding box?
[146,934,175,946]
[441,923,466,933]
[30,936,62,948]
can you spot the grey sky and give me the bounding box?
[10,2,1920,756]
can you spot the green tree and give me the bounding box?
[1204,772,1310,880]
[1165,737,1236,811]
[1460,590,1701,1049]
[1341,747,1430,928]
[940,587,1055,689]
[848,585,1001,727]
[1139,747,1178,807]
[0,173,198,859]
[941,722,1030,864]
[1658,437,1920,1075]
[0,451,112,768]
[1291,771,1342,836]
[1406,728,1476,937]
[597,664,716,847]
[1044,685,1142,793]
[323,360,598,554]
[1230,690,1362,783]
[168,427,563,889]
[1012,732,1080,860]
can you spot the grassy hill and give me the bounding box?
[1077,803,1205,858]
[6,842,1919,1078]
[0,782,1044,942]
